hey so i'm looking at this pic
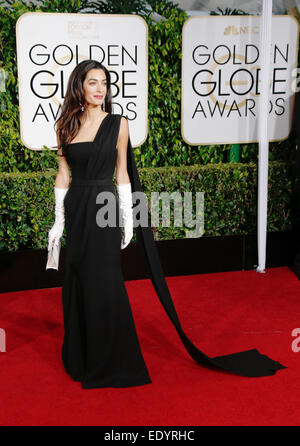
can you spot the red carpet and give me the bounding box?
[0,266,299,426]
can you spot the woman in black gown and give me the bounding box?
[47,60,286,389]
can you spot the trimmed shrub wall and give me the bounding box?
[0,160,297,251]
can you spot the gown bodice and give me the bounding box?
[64,113,118,184]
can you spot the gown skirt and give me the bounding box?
[60,112,286,389]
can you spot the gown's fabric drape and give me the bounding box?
[62,113,286,385]
[123,116,287,377]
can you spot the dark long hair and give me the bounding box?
[54,60,112,157]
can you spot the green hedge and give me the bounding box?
[0,160,297,252]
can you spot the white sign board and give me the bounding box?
[16,12,148,149]
[182,15,299,145]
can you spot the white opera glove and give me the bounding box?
[46,186,69,270]
[116,182,133,250]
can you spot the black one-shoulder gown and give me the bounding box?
[61,112,286,389]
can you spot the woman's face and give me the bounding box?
[82,68,107,109]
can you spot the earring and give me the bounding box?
[102,98,105,111]
[79,102,84,112]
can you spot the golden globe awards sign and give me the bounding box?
[181,15,299,145]
[16,12,148,149]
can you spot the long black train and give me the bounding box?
[124,116,287,378]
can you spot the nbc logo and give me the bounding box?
[224,25,259,35]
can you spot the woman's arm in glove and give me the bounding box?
[47,186,69,250]
[46,142,70,270]
[116,182,133,250]
[115,116,133,250]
